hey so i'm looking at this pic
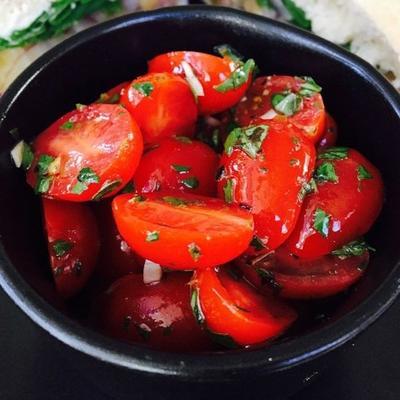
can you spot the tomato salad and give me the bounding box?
[11,45,384,351]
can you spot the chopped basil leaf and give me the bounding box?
[21,142,34,170]
[313,208,330,237]
[75,103,86,111]
[318,147,349,160]
[190,288,205,325]
[357,165,373,181]
[332,239,375,259]
[182,177,199,189]
[298,76,322,97]
[129,194,145,203]
[78,167,99,184]
[133,82,154,97]
[35,175,52,194]
[250,236,266,251]
[71,181,88,195]
[37,154,55,175]
[223,179,234,203]
[92,180,121,200]
[162,196,188,206]
[146,231,159,242]
[224,125,268,158]
[60,121,74,130]
[175,136,192,144]
[121,181,135,194]
[172,164,191,173]
[298,178,317,201]
[214,44,243,64]
[282,0,311,30]
[52,239,73,257]
[188,243,201,261]
[214,59,255,93]
[271,92,302,117]
[314,162,338,183]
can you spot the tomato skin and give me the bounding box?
[192,266,297,346]
[120,72,197,145]
[235,76,326,143]
[318,113,338,149]
[284,149,384,259]
[237,248,369,299]
[112,193,254,270]
[133,137,219,196]
[148,51,253,115]
[97,272,212,351]
[218,122,316,252]
[27,104,143,202]
[42,198,100,298]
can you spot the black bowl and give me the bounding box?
[0,5,400,392]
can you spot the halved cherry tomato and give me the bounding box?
[318,112,338,149]
[148,51,254,115]
[283,148,384,258]
[133,137,220,196]
[42,198,100,298]
[191,266,297,346]
[27,104,143,202]
[120,72,197,145]
[235,76,326,143]
[93,201,144,285]
[217,122,316,252]
[236,247,369,299]
[112,193,254,270]
[97,272,212,351]
[96,81,129,104]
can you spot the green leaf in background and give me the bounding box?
[282,0,311,30]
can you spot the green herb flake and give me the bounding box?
[214,44,243,64]
[172,164,191,173]
[190,288,205,325]
[92,180,121,201]
[71,167,99,194]
[162,196,188,207]
[146,231,159,242]
[318,147,349,160]
[357,165,373,181]
[133,82,154,97]
[35,175,52,194]
[71,181,88,195]
[129,194,145,203]
[188,243,201,261]
[224,124,268,158]
[298,76,322,97]
[223,179,234,204]
[332,239,375,259]
[313,208,330,237]
[314,162,338,183]
[121,181,135,194]
[214,58,256,93]
[52,240,73,258]
[75,103,86,111]
[182,177,199,189]
[250,236,266,251]
[298,178,318,201]
[60,121,74,130]
[37,154,55,175]
[271,92,302,117]
[21,142,34,170]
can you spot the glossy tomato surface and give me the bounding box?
[27,104,143,202]
[120,72,197,145]
[97,272,212,351]
[218,122,316,252]
[42,198,100,298]
[112,193,254,270]
[235,75,326,143]
[192,266,297,346]
[284,148,384,258]
[318,112,338,149]
[133,137,220,196]
[148,51,254,115]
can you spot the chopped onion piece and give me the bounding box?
[260,109,278,120]
[48,156,61,175]
[10,140,24,168]
[143,259,162,284]
[181,61,205,97]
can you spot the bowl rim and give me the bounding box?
[1,5,400,381]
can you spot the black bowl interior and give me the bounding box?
[0,6,400,380]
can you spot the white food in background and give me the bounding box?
[143,259,162,284]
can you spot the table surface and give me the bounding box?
[0,286,399,400]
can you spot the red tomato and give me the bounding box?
[217,122,316,252]
[93,201,144,285]
[42,198,100,298]
[235,76,326,143]
[112,193,254,270]
[192,266,297,346]
[96,81,129,104]
[97,272,212,351]
[237,247,369,299]
[133,137,219,196]
[120,72,197,145]
[27,104,143,202]
[318,112,338,149]
[284,148,384,258]
[148,51,254,115]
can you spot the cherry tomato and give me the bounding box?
[283,148,384,258]
[217,122,316,252]
[148,51,254,115]
[120,72,197,145]
[235,75,326,143]
[93,201,144,285]
[112,193,254,270]
[96,272,212,351]
[27,104,143,202]
[42,198,100,298]
[318,112,338,149]
[237,247,369,299]
[191,266,297,346]
[133,137,220,196]
[96,81,129,104]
